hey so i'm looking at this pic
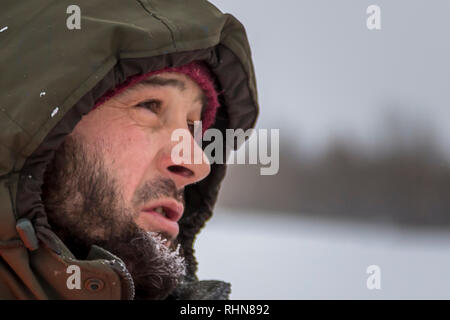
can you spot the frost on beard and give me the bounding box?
[146,231,186,280]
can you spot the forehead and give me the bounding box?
[144,72,196,90]
[135,72,207,112]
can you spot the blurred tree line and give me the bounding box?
[217,112,450,227]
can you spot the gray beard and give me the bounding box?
[41,134,186,299]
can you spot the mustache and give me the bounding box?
[132,177,185,209]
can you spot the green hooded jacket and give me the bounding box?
[0,0,258,299]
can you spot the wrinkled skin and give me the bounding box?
[41,72,211,299]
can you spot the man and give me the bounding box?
[0,0,258,299]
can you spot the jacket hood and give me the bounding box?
[0,0,258,299]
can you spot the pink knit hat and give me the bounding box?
[93,61,221,132]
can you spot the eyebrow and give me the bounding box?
[139,76,207,115]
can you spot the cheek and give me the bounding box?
[73,106,161,205]
[105,126,160,205]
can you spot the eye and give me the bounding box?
[135,99,162,114]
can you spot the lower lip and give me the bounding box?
[142,210,179,237]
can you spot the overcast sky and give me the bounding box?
[210,0,450,157]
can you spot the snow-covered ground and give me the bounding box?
[195,208,450,299]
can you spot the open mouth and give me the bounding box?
[151,206,179,221]
[140,199,184,240]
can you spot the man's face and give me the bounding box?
[41,72,211,299]
[74,71,210,243]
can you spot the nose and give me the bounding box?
[158,132,211,189]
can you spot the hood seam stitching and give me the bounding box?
[135,0,177,51]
